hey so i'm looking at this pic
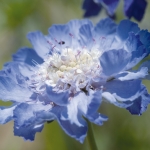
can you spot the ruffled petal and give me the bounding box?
[79,24,94,48]
[117,20,140,41]
[48,24,71,49]
[27,31,51,59]
[86,113,108,125]
[124,33,147,69]
[0,105,16,124]
[139,29,150,49]
[101,0,119,15]
[13,103,53,140]
[100,49,131,76]
[52,106,87,143]
[13,47,44,66]
[13,103,53,127]
[94,18,117,36]
[3,62,34,81]
[82,0,102,17]
[102,92,132,108]
[14,123,44,141]
[104,79,144,102]
[125,32,143,53]
[65,91,107,126]
[67,19,93,38]
[115,67,148,81]
[124,0,147,21]
[46,86,69,106]
[0,76,34,102]
[139,60,150,80]
[126,86,150,115]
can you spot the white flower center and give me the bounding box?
[36,48,102,92]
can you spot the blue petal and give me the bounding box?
[86,113,108,125]
[48,24,71,49]
[100,49,131,76]
[13,47,44,66]
[125,32,143,52]
[0,76,34,102]
[125,32,148,68]
[139,30,150,49]
[126,46,147,70]
[0,105,16,124]
[126,86,150,115]
[82,0,102,17]
[52,106,87,143]
[67,19,93,37]
[2,62,34,81]
[84,90,108,125]
[14,123,44,141]
[101,0,119,15]
[104,79,144,102]
[13,103,53,140]
[115,67,148,81]
[79,24,94,48]
[117,20,140,41]
[124,0,147,21]
[102,91,132,108]
[27,31,51,59]
[86,90,102,115]
[1,62,27,85]
[94,18,117,36]
[124,32,150,66]
[13,103,53,127]
[65,91,107,126]
[46,86,69,106]
[140,60,150,80]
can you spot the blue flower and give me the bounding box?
[0,18,150,143]
[82,0,147,21]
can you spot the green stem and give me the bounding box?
[87,121,98,150]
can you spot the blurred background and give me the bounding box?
[0,0,150,150]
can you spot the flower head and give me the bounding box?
[82,0,147,21]
[0,18,150,143]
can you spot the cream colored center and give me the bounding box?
[37,48,101,88]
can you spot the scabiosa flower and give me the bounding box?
[0,18,150,143]
[82,0,147,21]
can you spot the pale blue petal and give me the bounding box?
[13,103,53,140]
[51,106,87,143]
[0,105,16,124]
[13,47,44,66]
[117,20,140,41]
[94,18,117,36]
[48,24,71,49]
[86,113,108,125]
[67,19,93,38]
[115,67,148,81]
[46,86,69,106]
[27,31,51,59]
[139,29,150,49]
[79,24,94,48]
[127,86,150,115]
[0,76,34,102]
[125,32,143,52]
[102,92,132,108]
[104,79,143,102]
[14,123,44,141]
[140,60,150,80]
[13,103,52,127]
[100,49,131,76]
